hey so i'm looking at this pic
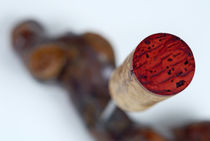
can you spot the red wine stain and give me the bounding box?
[132,33,195,95]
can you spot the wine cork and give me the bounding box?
[109,33,195,112]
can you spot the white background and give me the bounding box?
[0,0,210,140]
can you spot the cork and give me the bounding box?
[109,33,195,112]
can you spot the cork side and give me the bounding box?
[109,52,171,112]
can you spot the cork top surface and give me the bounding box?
[132,33,195,95]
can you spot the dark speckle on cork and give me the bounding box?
[146,54,149,58]
[176,80,185,88]
[130,69,134,75]
[168,58,173,62]
[184,60,189,65]
[143,76,147,79]
[177,71,183,77]
[168,70,171,75]
[188,52,192,56]
[145,40,150,44]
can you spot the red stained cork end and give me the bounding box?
[132,33,195,96]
